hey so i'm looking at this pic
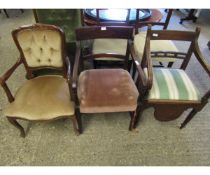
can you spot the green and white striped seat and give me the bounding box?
[144,68,200,101]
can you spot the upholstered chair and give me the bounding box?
[73,26,139,132]
[81,9,132,69]
[130,26,210,129]
[0,24,80,137]
[133,9,176,67]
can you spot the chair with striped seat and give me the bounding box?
[129,26,210,129]
[134,9,175,67]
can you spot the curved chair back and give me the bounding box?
[12,23,67,78]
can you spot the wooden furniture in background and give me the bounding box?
[130,26,210,130]
[133,9,176,67]
[0,24,80,137]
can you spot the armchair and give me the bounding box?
[0,24,80,137]
[73,26,139,132]
[130,26,210,129]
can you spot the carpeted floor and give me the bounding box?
[0,9,209,166]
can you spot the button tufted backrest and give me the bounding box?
[13,24,64,68]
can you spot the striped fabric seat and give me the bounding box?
[144,68,200,101]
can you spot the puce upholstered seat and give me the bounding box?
[4,75,74,120]
[77,69,139,113]
[73,26,138,132]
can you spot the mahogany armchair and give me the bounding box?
[130,26,210,129]
[133,9,177,67]
[73,26,139,133]
[0,24,80,137]
[81,9,132,69]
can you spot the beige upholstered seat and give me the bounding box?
[77,69,139,113]
[4,75,75,120]
[134,32,178,62]
[92,39,127,61]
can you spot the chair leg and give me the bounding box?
[71,116,80,136]
[180,109,197,129]
[3,9,9,18]
[133,105,144,129]
[75,108,83,133]
[129,111,136,131]
[7,117,25,137]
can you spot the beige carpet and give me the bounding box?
[0,9,210,166]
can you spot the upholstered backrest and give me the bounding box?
[13,24,64,68]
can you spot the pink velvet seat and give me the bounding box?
[78,69,139,113]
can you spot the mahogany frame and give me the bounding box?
[0,24,80,137]
[72,26,136,132]
[130,26,210,129]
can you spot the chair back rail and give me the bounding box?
[134,9,173,34]
[76,26,133,40]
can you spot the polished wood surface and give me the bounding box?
[82,9,163,27]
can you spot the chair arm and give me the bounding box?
[0,58,23,102]
[65,56,71,83]
[0,58,22,85]
[72,45,81,89]
[193,41,210,77]
[72,45,81,106]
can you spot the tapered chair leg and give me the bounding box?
[75,108,83,133]
[7,117,25,137]
[71,116,80,135]
[180,109,197,129]
[129,110,137,131]
[133,105,144,129]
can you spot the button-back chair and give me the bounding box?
[73,26,139,132]
[130,26,210,129]
[0,24,80,137]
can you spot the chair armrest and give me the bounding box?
[72,44,81,106]
[0,58,22,85]
[193,41,210,77]
[65,56,71,83]
[0,58,23,102]
[72,45,81,89]
[130,43,153,100]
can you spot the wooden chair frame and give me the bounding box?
[72,26,136,133]
[0,24,80,137]
[134,9,173,68]
[130,26,210,129]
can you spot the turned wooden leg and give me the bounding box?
[7,117,25,137]
[71,116,80,135]
[180,109,197,129]
[75,108,83,133]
